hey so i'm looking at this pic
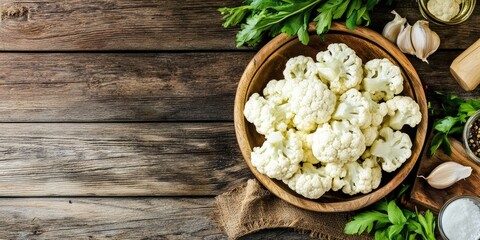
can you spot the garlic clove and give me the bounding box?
[411,20,440,63]
[382,10,407,43]
[396,23,416,55]
[418,161,472,189]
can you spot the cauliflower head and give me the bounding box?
[386,96,422,130]
[341,157,382,195]
[332,89,372,129]
[370,127,412,172]
[283,56,318,82]
[263,79,292,105]
[244,93,293,135]
[362,58,403,101]
[316,43,363,95]
[311,120,366,163]
[251,130,303,180]
[289,78,336,132]
[283,162,332,199]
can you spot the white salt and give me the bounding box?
[441,198,480,240]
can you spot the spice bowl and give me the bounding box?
[438,195,480,240]
[463,110,480,164]
[418,0,476,25]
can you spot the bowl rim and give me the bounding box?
[234,22,428,212]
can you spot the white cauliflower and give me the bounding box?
[251,130,303,180]
[341,157,382,195]
[244,93,293,135]
[370,127,412,172]
[296,131,320,164]
[363,92,388,127]
[316,43,363,95]
[362,126,379,147]
[283,162,332,199]
[311,120,366,163]
[332,89,372,129]
[362,58,404,101]
[324,162,347,191]
[289,78,336,132]
[283,56,318,82]
[386,96,422,130]
[263,79,292,104]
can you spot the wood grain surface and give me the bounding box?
[0,123,250,196]
[0,0,476,51]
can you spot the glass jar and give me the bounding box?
[438,195,480,240]
[418,0,476,25]
[463,110,480,164]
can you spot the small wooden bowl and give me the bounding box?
[234,22,428,212]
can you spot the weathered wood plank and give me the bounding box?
[0,0,477,51]
[0,123,251,196]
[0,197,317,239]
[0,52,253,122]
[0,50,472,122]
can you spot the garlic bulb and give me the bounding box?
[418,161,472,189]
[411,20,440,63]
[396,23,415,55]
[382,10,407,43]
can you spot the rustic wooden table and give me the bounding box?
[0,0,478,239]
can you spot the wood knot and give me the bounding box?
[1,4,29,21]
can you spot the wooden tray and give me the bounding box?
[410,136,480,213]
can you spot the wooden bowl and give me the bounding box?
[234,22,428,212]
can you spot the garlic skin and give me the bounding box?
[382,10,407,43]
[411,20,440,63]
[396,23,416,55]
[418,161,472,189]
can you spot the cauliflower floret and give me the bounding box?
[324,162,347,191]
[289,78,336,132]
[332,89,372,129]
[370,127,412,172]
[386,96,422,130]
[283,56,318,82]
[316,43,363,95]
[296,131,319,164]
[244,93,293,135]
[251,130,303,180]
[283,163,332,199]
[362,126,379,147]
[311,120,366,163]
[363,92,388,127]
[341,157,382,195]
[362,58,403,102]
[263,79,292,105]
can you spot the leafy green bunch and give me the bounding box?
[219,0,392,47]
[344,186,436,240]
[428,91,480,156]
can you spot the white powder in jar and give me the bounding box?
[441,198,480,240]
[427,0,464,21]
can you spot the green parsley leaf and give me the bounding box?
[387,201,406,225]
[344,211,390,235]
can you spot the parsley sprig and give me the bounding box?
[219,0,392,47]
[344,186,436,240]
[428,91,480,156]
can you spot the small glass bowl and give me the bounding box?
[418,0,476,25]
[438,195,480,240]
[463,110,480,164]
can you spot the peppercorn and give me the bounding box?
[467,118,480,158]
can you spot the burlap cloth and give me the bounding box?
[214,179,372,240]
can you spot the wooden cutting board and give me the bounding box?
[410,136,480,213]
